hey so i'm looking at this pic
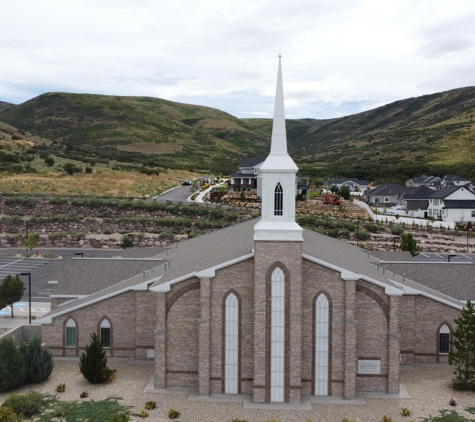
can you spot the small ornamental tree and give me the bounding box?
[19,335,54,384]
[79,332,115,384]
[0,337,26,392]
[25,233,40,251]
[400,232,419,257]
[449,301,475,391]
[338,185,351,200]
[0,275,26,318]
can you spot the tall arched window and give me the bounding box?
[439,324,450,354]
[65,318,76,347]
[271,267,285,402]
[224,292,239,394]
[315,294,329,395]
[274,183,283,216]
[100,318,111,348]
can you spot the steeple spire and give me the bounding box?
[269,55,288,156]
[253,56,303,242]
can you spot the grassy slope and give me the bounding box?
[1,86,475,182]
[0,93,270,173]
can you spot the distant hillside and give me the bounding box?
[1,87,475,182]
[0,101,14,113]
[0,93,270,173]
[246,86,475,182]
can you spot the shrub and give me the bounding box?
[144,401,156,410]
[48,197,67,205]
[338,229,351,238]
[103,227,113,235]
[327,228,339,238]
[382,416,392,422]
[400,232,419,257]
[139,410,148,418]
[18,335,54,384]
[48,232,68,240]
[0,406,19,422]
[63,162,82,175]
[355,230,371,241]
[0,392,50,417]
[401,408,412,416]
[107,414,130,422]
[168,409,180,419]
[391,225,404,235]
[79,332,116,384]
[364,222,379,233]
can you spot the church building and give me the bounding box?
[38,57,463,404]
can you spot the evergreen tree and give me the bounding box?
[338,185,351,200]
[0,275,26,317]
[19,335,54,384]
[79,332,115,384]
[400,232,419,257]
[449,301,475,391]
[0,337,26,392]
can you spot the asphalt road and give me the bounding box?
[154,186,193,203]
[0,249,122,303]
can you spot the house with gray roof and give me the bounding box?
[324,177,368,192]
[405,175,441,189]
[428,185,475,223]
[38,57,466,406]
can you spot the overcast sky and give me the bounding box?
[1,0,475,119]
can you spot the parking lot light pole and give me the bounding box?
[20,272,31,324]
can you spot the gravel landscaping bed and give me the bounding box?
[1,361,474,422]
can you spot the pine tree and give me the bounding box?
[79,332,115,384]
[400,232,419,257]
[449,301,475,391]
[0,275,26,318]
[19,335,54,384]
[0,337,26,392]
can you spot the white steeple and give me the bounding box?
[254,56,303,242]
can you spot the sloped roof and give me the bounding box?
[430,186,464,198]
[402,186,434,200]
[369,183,406,197]
[444,174,470,182]
[238,158,265,168]
[443,200,475,208]
[49,247,165,296]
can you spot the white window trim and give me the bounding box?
[270,267,285,402]
[315,294,329,396]
[224,293,239,394]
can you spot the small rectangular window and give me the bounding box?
[66,327,76,347]
[472,210,475,217]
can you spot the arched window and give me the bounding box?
[224,292,239,394]
[439,324,450,354]
[315,294,329,395]
[65,318,76,347]
[274,183,283,216]
[100,319,111,348]
[270,267,285,402]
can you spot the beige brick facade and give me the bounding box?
[42,248,462,403]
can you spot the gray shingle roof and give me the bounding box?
[238,158,265,168]
[50,247,166,295]
[443,200,475,208]
[430,186,463,198]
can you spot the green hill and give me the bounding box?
[1,87,475,182]
[0,93,270,173]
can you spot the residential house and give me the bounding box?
[428,186,475,223]
[396,186,434,218]
[405,175,441,189]
[442,174,471,187]
[324,177,368,192]
[230,158,264,191]
[365,183,407,206]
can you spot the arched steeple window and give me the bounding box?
[274,183,283,216]
[224,292,239,394]
[315,293,329,395]
[270,267,285,402]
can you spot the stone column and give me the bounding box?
[387,295,400,394]
[198,277,211,395]
[343,280,357,399]
[154,292,167,388]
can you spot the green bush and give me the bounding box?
[107,414,130,422]
[103,227,113,235]
[4,197,39,208]
[1,392,49,417]
[48,197,67,205]
[48,232,68,240]
[0,406,19,422]
[168,409,180,419]
[18,335,54,384]
[364,222,379,233]
[79,332,115,384]
[327,228,339,238]
[391,225,404,235]
[338,229,351,238]
[0,337,25,392]
[355,230,371,241]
